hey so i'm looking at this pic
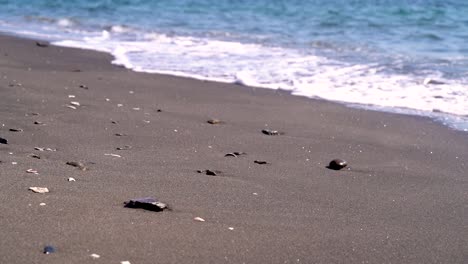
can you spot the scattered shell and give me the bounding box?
[90,254,100,259]
[43,245,55,254]
[39,203,46,206]
[194,217,206,222]
[9,128,23,132]
[29,187,49,193]
[224,153,238,157]
[105,98,110,102]
[12,162,17,165]
[68,95,75,98]
[104,153,121,158]
[132,107,140,111]
[0,137,7,144]
[34,147,56,152]
[207,119,224,125]
[124,197,169,212]
[66,161,87,171]
[121,261,131,264]
[327,159,348,170]
[254,160,269,165]
[117,104,123,107]
[70,101,80,106]
[261,129,283,136]
[68,177,76,182]
[66,105,77,110]
[26,169,39,175]
[228,227,234,230]
[156,109,162,112]
[225,151,246,157]
[111,120,118,124]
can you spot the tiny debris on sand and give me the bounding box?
[124,197,169,212]
[43,245,55,254]
[327,159,348,170]
[261,129,284,136]
[66,161,87,171]
[29,187,49,193]
[225,151,246,157]
[207,119,224,125]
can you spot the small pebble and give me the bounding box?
[79,84,88,89]
[39,203,46,206]
[68,95,75,98]
[33,121,44,125]
[228,227,234,230]
[327,159,348,170]
[0,137,7,144]
[66,161,87,171]
[124,197,169,212]
[207,119,224,125]
[36,42,49,48]
[9,128,23,132]
[43,245,55,254]
[194,217,206,222]
[196,169,218,176]
[90,254,100,259]
[29,187,49,193]
[254,160,269,165]
[261,129,283,136]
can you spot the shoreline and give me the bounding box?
[0,33,467,263]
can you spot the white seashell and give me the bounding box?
[29,187,49,193]
[194,217,205,222]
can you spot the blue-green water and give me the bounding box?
[1,0,467,130]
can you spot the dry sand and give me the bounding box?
[0,34,467,264]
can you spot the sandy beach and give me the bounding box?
[0,34,467,263]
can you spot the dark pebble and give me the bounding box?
[36,42,49,48]
[114,133,127,136]
[254,160,269,165]
[116,145,132,150]
[0,137,7,144]
[34,121,44,125]
[207,119,224,125]
[124,197,169,212]
[79,84,89,89]
[261,129,283,136]
[9,128,23,132]
[43,245,56,254]
[327,159,348,170]
[157,109,162,112]
[66,161,87,171]
[30,154,41,159]
[197,170,219,176]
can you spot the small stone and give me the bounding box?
[39,203,46,206]
[70,101,80,106]
[327,159,348,170]
[254,160,269,165]
[79,84,88,89]
[114,133,126,136]
[0,137,7,144]
[207,119,224,125]
[194,217,205,222]
[66,161,87,171]
[156,109,162,112]
[261,129,283,136]
[36,42,49,48]
[34,121,44,125]
[9,128,23,132]
[68,177,76,182]
[29,187,49,193]
[90,253,100,259]
[43,245,55,254]
[116,145,132,150]
[205,170,217,176]
[124,197,169,212]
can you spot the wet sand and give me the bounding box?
[0,34,467,264]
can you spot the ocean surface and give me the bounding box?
[1,0,467,131]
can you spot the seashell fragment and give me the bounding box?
[104,153,121,158]
[26,169,39,174]
[9,128,23,132]
[29,187,49,193]
[194,217,206,222]
[70,101,80,106]
[261,129,283,136]
[207,119,224,125]
[254,160,269,165]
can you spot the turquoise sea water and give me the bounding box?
[0,0,467,131]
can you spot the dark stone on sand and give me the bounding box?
[116,145,132,150]
[79,84,89,89]
[124,197,169,212]
[197,170,220,176]
[66,161,87,171]
[327,159,348,170]
[43,245,55,254]
[36,42,49,48]
[207,119,224,125]
[254,160,269,165]
[111,120,118,124]
[262,129,283,136]
[0,137,7,144]
[157,109,162,112]
[30,154,41,159]
[9,128,23,132]
[115,133,127,136]
[34,121,44,125]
